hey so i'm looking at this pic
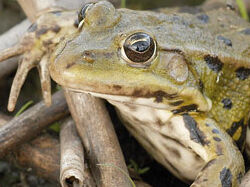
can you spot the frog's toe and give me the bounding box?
[38,54,51,107]
[8,50,43,111]
[8,61,33,111]
[0,44,26,62]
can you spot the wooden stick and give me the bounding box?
[64,89,131,187]
[240,170,250,187]
[8,133,61,182]
[60,117,94,187]
[0,90,69,158]
[0,112,60,181]
[0,113,96,185]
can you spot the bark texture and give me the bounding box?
[0,90,69,158]
[60,117,95,187]
[64,89,131,187]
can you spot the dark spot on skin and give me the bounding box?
[212,129,220,134]
[220,167,232,187]
[196,14,209,23]
[227,118,246,151]
[51,25,61,33]
[169,100,184,106]
[236,124,247,152]
[216,144,223,156]
[236,67,250,80]
[132,89,143,97]
[36,27,49,37]
[182,113,210,145]
[51,10,62,16]
[221,98,233,109]
[27,23,38,32]
[172,104,197,114]
[213,137,222,142]
[217,35,232,47]
[237,172,243,184]
[227,119,244,136]
[240,28,250,35]
[132,90,177,103]
[74,19,79,28]
[204,55,223,72]
[66,62,76,69]
[113,85,122,91]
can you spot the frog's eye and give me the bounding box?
[121,32,156,68]
[78,3,94,28]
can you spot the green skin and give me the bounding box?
[0,1,249,186]
[49,2,249,186]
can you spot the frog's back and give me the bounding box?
[151,8,250,68]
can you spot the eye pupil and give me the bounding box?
[123,32,156,65]
[132,41,150,52]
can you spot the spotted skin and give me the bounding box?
[0,1,249,186]
[108,98,244,186]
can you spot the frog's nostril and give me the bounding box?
[82,51,95,63]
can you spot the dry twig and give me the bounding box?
[64,89,131,187]
[60,117,95,187]
[0,90,69,158]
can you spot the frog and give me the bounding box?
[0,1,250,186]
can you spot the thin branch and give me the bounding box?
[0,90,69,158]
[64,89,131,187]
[60,117,95,187]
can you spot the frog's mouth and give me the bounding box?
[66,86,212,114]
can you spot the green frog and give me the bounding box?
[0,1,249,186]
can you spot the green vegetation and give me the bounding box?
[121,0,126,8]
[236,0,249,21]
[49,122,61,133]
[128,159,150,175]
[15,100,33,117]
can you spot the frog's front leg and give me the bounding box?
[183,113,244,187]
[0,39,49,111]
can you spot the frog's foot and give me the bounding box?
[0,41,51,111]
[187,114,244,187]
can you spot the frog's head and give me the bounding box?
[50,1,211,112]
